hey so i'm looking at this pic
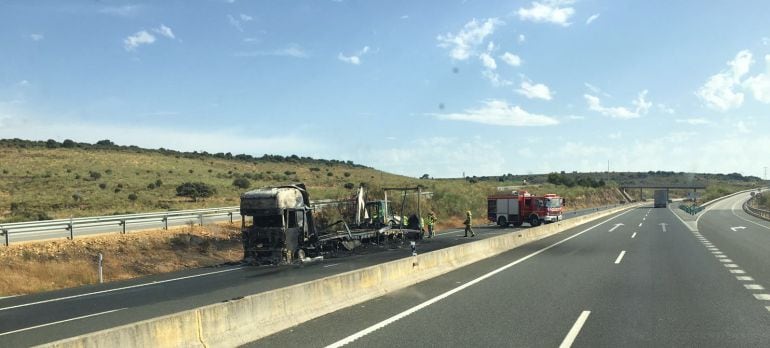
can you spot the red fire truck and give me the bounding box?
[487,191,564,227]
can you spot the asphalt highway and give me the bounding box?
[0,204,630,346]
[252,196,770,347]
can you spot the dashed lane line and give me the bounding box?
[614,251,626,264]
[745,284,765,290]
[559,310,591,348]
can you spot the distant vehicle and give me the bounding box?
[654,190,668,208]
[487,191,564,227]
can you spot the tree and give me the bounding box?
[420,174,430,179]
[62,139,76,148]
[176,182,216,202]
[46,139,59,148]
[232,177,251,189]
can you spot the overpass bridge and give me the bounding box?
[618,183,707,200]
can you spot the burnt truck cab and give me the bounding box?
[240,184,316,264]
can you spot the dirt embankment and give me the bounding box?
[0,224,242,296]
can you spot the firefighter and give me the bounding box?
[426,211,437,238]
[463,210,475,237]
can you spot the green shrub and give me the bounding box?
[128,193,138,201]
[232,177,251,189]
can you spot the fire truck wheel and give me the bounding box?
[497,216,508,227]
[529,215,541,227]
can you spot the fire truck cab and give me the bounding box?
[487,191,564,227]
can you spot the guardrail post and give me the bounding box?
[228,212,233,224]
[98,253,103,284]
[120,220,126,234]
[163,215,168,230]
[198,214,203,226]
[67,223,74,240]
[2,229,8,246]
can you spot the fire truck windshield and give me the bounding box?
[545,198,561,208]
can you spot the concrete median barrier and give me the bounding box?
[40,203,640,348]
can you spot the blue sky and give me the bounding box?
[1,1,769,178]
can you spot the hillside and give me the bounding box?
[0,138,762,224]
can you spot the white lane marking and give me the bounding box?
[752,294,770,300]
[608,223,624,232]
[559,310,591,348]
[638,223,642,227]
[324,263,341,268]
[737,276,755,281]
[0,295,20,300]
[724,264,739,268]
[730,270,747,274]
[730,199,770,230]
[614,251,626,264]
[0,267,244,312]
[0,308,125,336]
[712,251,724,254]
[323,210,634,348]
[631,232,637,239]
[642,217,646,221]
[719,259,733,263]
[766,306,770,312]
[745,284,765,290]
[715,255,727,258]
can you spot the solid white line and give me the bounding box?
[559,310,591,348]
[0,308,125,336]
[323,263,341,268]
[731,199,770,230]
[614,251,626,264]
[745,284,765,290]
[631,232,637,239]
[324,210,633,348]
[752,294,770,300]
[0,267,243,312]
[0,295,20,300]
[737,276,755,281]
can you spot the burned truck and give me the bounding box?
[240,184,317,264]
[240,183,426,265]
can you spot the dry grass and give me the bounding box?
[0,223,242,296]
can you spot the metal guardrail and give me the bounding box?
[0,206,241,246]
[679,204,704,215]
[744,194,770,221]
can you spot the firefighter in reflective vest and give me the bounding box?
[464,210,475,237]
[426,211,438,238]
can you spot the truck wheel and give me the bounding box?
[497,216,508,227]
[529,215,541,227]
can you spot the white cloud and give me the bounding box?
[228,13,253,32]
[29,34,44,41]
[584,83,611,97]
[743,54,770,103]
[517,0,576,27]
[152,25,175,39]
[433,99,559,126]
[736,121,750,134]
[585,13,600,25]
[123,25,176,51]
[482,70,513,87]
[338,46,370,65]
[400,15,409,19]
[99,5,141,17]
[479,53,497,69]
[437,18,503,60]
[500,52,522,67]
[234,44,308,58]
[518,34,526,43]
[675,118,711,125]
[585,90,651,119]
[762,37,770,46]
[123,30,155,51]
[608,132,622,139]
[657,103,675,114]
[517,79,553,100]
[696,50,753,111]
